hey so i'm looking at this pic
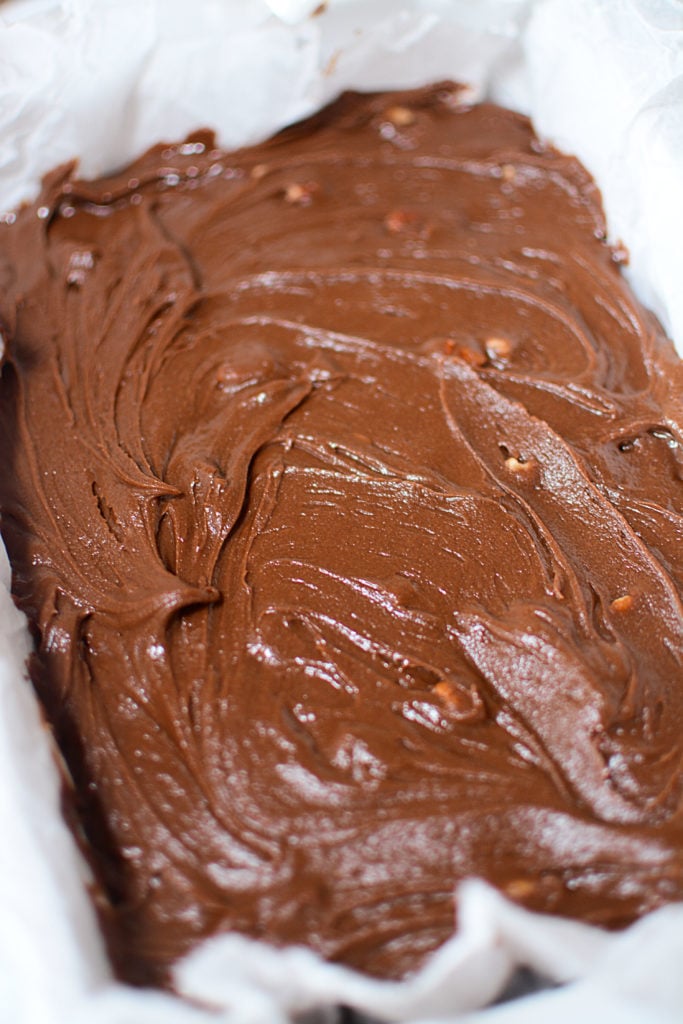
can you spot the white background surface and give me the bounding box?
[1,2,683,1021]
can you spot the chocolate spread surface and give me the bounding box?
[1,84,683,986]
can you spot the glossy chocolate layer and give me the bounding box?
[1,85,683,986]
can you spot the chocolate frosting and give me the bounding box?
[1,84,683,986]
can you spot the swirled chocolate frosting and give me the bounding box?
[1,84,683,986]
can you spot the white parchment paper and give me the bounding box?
[1,2,683,1022]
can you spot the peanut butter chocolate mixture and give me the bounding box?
[1,85,683,986]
